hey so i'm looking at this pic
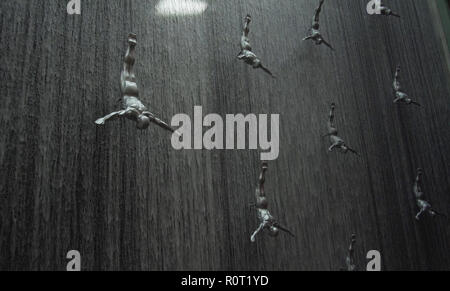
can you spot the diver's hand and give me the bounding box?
[95,118,105,125]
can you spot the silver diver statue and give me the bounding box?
[379,1,400,18]
[95,33,176,132]
[393,65,421,107]
[303,0,334,50]
[323,103,359,156]
[237,15,276,78]
[250,162,294,243]
[413,168,446,221]
[345,234,357,271]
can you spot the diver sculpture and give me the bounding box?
[250,162,294,242]
[323,103,359,156]
[392,65,421,107]
[95,33,176,133]
[237,15,276,78]
[413,169,445,220]
[303,0,334,50]
[345,234,357,271]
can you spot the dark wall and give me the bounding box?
[0,0,449,271]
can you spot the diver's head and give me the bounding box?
[268,226,279,237]
[253,59,262,68]
[136,115,150,129]
[341,145,349,153]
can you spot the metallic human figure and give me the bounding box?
[393,65,421,107]
[413,169,445,221]
[323,103,359,156]
[345,234,357,271]
[95,34,176,133]
[380,1,400,18]
[250,162,294,242]
[303,0,334,50]
[237,15,276,78]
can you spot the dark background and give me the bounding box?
[0,0,449,271]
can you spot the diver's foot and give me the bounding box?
[128,33,137,46]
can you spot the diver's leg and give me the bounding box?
[241,15,252,51]
[346,234,356,270]
[240,36,251,52]
[257,162,268,198]
[328,103,336,133]
[415,169,423,184]
[393,65,401,91]
[313,0,324,24]
[121,33,137,93]
[413,169,423,199]
[243,14,251,37]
